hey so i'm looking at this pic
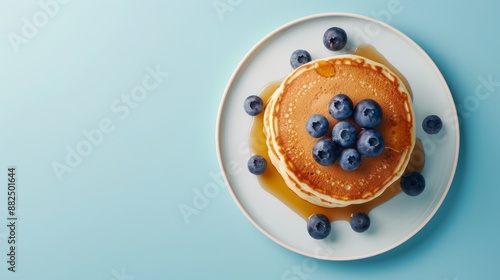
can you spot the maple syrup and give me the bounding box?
[314,60,336,78]
[248,44,424,222]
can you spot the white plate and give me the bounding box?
[216,13,459,260]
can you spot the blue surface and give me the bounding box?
[0,0,498,279]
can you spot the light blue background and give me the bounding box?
[0,0,498,279]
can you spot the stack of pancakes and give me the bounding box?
[263,55,415,208]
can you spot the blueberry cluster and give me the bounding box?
[306,94,385,171]
[290,26,348,70]
[307,211,371,239]
[244,95,269,175]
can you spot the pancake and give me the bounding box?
[263,54,415,208]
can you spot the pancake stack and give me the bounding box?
[263,54,416,208]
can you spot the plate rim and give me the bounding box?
[215,12,460,261]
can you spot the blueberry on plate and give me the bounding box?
[331,121,357,147]
[422,115,443,134]
[306,114,329,138]
[243,95,264,116]
[400,171,425,196]
[356,129,385,157]
[323,27,348,51]
[247,155,267,175]
[350,212,370,233]
[328,93,353,120]
[312,138,340,166]
[307,214,331,239]
[353,99,383,128]
[290,49,312,69]
[339,148,361,171]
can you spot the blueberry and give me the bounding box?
[339,149,361,171]
[353,99,383,128]
[306,114,329,138]
[350,213,370,233]
[307,214,331,239]
[312,138,340,166]
[328,94,353,120]
[247,155,267,175]
[422,115,443,134]
[244,95,264,116]
[356,129,385,157]
[331,121,357,148]
[290,49,312,69]
[400,171,425,196]
[323,27,348,51]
